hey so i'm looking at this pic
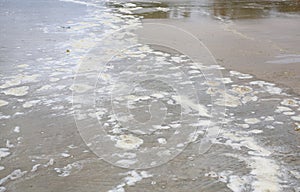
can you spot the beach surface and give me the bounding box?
[0,0,300,191]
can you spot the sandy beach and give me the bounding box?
[0,0,300,191]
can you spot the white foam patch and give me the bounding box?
[0,100,8,107]
[227,175,250,192]
[49,77,60,82]
[151,93,165,99]
[250,81,274,87]
[13,126,20,133]
[54,162,82,177]
[3,86,29,96]
[152,124,170,130]
[291,115,300,121]
[123,3,136,8]
[37,85,52,91]
[230,71,253,79]
[281,99,298,107]
[266,125,275,129]
[22,100,40,108]
[6,140,14,148]
[115,159,138,167]
[0,79,21,89]
[0,148,10,160]
[290,170,300,179]
[216,93,241,108]
[242,95,258,104]
[218,77,233,84]
[188,70,201,75]
[250,157,281,192]
[31,164,41,172]
[275,106,292,113]
[157,138,167,144]
[206,87,218,95]
[109,171,152,192]
[44,158,54,167]
[17,64,29,68]
[61,153,71,158]
[232,85,253,95]
[173,95,210,117]
[283,111,295,116]
[219,132,271,156]
[274,121,283,125]
[249,129,263,134]
[265,116,275,121]
[225,154,281,192]
[119,8,133,14]
[204,171,218,178]
[0,169,27,186]
[0,186,5,192]
[244,118,261,125]
[115,135,143,150]
[265,86,282,95]
[156,7,170,12]
[133,96,151,101]
[236,123,250,129]
[70,84,93,93]
[0,115,10,120]
[0,74,40,89]
[248,80,282,94]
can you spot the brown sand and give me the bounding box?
[138,17,300,94]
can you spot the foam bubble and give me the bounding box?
[281,99,298,107]
[3,86,29,96]
[0,100,8,107]
[22,100,40,108]
[275,106,292,113]
[115,135,143,150]
[157,138,167,144]
[13,126,20,133]
[0,148,10,160]
[244,118,261,125]
[232,85,253,95]
[61,153,71,158]
[291,115,300,121]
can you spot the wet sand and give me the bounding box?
[135,3,300,95]
[1,0,300,192]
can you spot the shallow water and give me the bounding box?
[0,0,300,192]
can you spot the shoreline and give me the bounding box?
[1,0,300,191]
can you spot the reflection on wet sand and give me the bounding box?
[212,0,300,19]
[108,0,300,19]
